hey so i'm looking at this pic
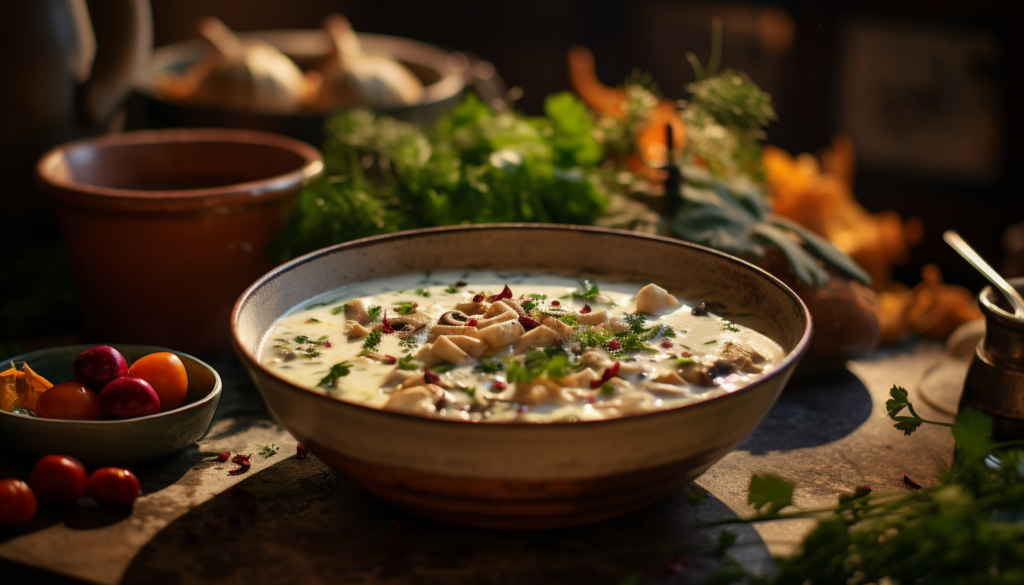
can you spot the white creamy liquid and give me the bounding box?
[258,270,785,423]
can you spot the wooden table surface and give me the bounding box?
[0,341,958,584]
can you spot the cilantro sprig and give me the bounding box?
[361,330,382,353]
[319,361,352,386]
[885,385,954,436]
[367,305,382,322]
[506,348,571,385]
[571,280,601,300]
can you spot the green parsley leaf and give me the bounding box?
[319,361,352,386]
[444,285,458,294]
[431,362,457,374]
[721,319,740,333]
[362,330,382,352]
[367,305,382,322]
[527,293,547,300]
[506,348,571,384]
[747,473,793,515]
[474,358,505,374]
[574,328,611,349]
[397,355,420,371]
[464,387,476,399]
[305,317,322,323]
[558,314,580,327]
[398,336,419,351]
[571,279,600,300]
[330,304,347,315]
[703,340,718,345]
[301,347,321,359]
[260,444,279,458]
[397,301,416,316]
[599,383,615,397]
[676,357,696,366]
[521,300,538,311]
[415,288,431,298]
[885,385,911,419]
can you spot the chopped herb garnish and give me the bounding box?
[571,279,600,300]
[676,357,696,366]
[474,358,505,374]
[415,288,431,297]
[506,347,571,385]
[306,317,322,323]
[464,387,476,399]
[527,293,548,300]
[319,361,352,386]
[260,444,279,458]
[599,383,616,397]
[721,319,740,333]
[703,340,718,345]
[558,314,580,327]
[396,301,416,316]
[573,328,612,349]
[330,304,347,315]
[367,305,383,322]
[444,285,458,294]
[398,336,419,351]
[362,330,382,352]
[301,347,322,358]
[521,300,538,311]
[397,355,420,370]
[431,362,458,373]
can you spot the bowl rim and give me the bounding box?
[231,224,813,429]
[0,343,223,426]
[35,127,324,201]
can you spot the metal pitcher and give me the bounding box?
[959,277,1024,441]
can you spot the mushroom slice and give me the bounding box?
[635,283,680,315]
[577,310,608,326]
[653,370,686,385]
[542,316,574,342]
[427,325,480,343]
[345,298,371,325]
[474,311,517,329]
[444,335,488,360]
[722,342,766,364]
[454,299,488,316]
[388,316,428,339]
[432,336,471,364]
[678,362,713,386]
[512,325,561,354]
[384,384,447,415]
[478,320,526,349]
[437,310,472,327]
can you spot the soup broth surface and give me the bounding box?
[258,270,784,422]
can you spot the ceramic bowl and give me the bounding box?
[231,225,812,529]
[135,30,481,146]
[35,128,323,355]
[0,344,222,467]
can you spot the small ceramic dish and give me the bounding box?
[232,224,812,529]
[0,344,222,467]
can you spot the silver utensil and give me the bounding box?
[944,230,1024,318]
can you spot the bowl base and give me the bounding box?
[306,439,722,530]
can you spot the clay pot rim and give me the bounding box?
[231,223,814,429]
[35,128,324,204]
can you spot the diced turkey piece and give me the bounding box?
[609,315,630,333]
[577,310,608,326]
[635,283,679,315]
[427,325,480,343]
[443,335,488,360]
[541,316,574,342]
[345,298,372,325]
[511,325,562,354]
[414,343,441,368]
[383,384,447,415]
[555,368,601,388]
[478,320,526,349]
[722,342,766,364]
[432,336,471,364]
[483,301,516,319]
[453,299,488,316]
[474,311,517,329]
[345,320,372,338]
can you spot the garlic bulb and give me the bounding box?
[314,14,424,110]
[159,17,313,113]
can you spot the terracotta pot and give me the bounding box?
[231,225,812,529]
[36,128,323,355]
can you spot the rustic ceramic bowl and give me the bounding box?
[231,225,812,529]
[35,128,323,355]
[0,344,221,467]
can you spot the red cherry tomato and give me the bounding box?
[29,455,88,505]
[0,478,37,527]
[88,468,141,508]
[129,352,188,412]
[35,382,101,420]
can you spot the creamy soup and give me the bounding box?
[258,270,785,423]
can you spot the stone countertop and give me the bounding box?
[0,342,956,585]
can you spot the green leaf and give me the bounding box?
[362,330,382,353]
[473,358,504,374]
[367,305,382,322]
[885,385,911,419]
[713,530,737,557]
[543,91,602,168]
[319,361,352,386]
[951,408,994,463]
[396,302,416,316]
[768,214,872,286]
[397,355,420,371]
[571,280,600,300]
[748,473,793,514]
[751,222,830,288]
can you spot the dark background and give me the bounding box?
[2,0,1020,351]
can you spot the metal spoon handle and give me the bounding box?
[943,230,1024,317]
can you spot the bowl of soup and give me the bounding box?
[231,225,812,529]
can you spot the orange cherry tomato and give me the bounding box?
[129,352,188,412]
[35,382,100,420]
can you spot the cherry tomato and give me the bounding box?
[29,455,88,505]
[35,381,100,420]
[0,478,37,527]
[88,468,140,508]
[128,352,188,412]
